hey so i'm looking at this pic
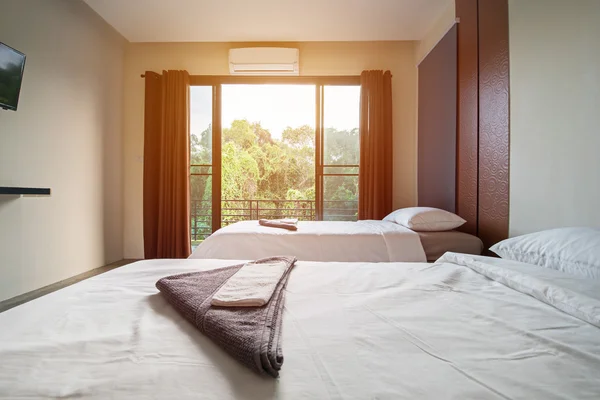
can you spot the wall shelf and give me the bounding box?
[0,187,51,196]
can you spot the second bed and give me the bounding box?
[189,219,483,262]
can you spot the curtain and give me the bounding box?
[358,70,393,220]
[143,70,191,259]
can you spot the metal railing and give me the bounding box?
[191,199,358,243]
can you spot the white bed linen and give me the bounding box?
[189,220,427,262]
[1,255,600,399]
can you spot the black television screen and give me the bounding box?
[0,42,26,111]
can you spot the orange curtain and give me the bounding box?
[143,70,191,259]
[358,70,393,220]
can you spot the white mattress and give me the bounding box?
[1,254,599,399]
[189,220,427,262]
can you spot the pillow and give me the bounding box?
[489,227,600,279]
[383,207,466,232]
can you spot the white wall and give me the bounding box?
[416,0,456,64]
[0,0,126,301]
[123,41,418,258]
[509,0,600,236]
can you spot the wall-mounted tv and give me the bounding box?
[0,42,26,111]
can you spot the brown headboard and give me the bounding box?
[418,0,510,249]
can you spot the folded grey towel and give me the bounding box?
[156,256,297,377]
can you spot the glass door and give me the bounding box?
[189,78,361,248]
[220,84,316,226]
[189,86,214,249]
[318,85,360,221]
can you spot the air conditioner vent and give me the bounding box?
[229,48,299,76]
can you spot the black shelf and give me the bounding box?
[0,187,51,196]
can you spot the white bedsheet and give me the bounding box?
[1,255,600,399]
[190,220,427,262]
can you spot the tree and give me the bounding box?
[222,119,255,150]
[282,125,314,148]
[323,127,359,165]
[191,119,360,230]
[252,122,274,146]
[191,124,212,165]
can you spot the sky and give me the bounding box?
[190,84,360,140]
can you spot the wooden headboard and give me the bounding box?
[418,0,510,249]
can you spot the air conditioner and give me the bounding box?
[229,48,299,76]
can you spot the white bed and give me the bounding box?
[1,253,599,399]
[190,220,428,262]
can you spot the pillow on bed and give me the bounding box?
[489,227,600,279]
[383,207,466,232]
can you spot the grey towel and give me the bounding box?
[156,256,297,378]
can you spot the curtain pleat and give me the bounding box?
[143,72,162,259]
[143,70,191,259]
[358,70,393,220]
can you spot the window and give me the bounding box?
[190,86,213,248]
[320,86,360,221]
[189,78,360,246]
[220,84,316,226]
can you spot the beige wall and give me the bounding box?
[0,0,126,301]
[508,0,600,235]
[416,0,456,64]
[123,41,418,258]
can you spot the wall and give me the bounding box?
[416,0,456,64]
[0,0,126,301]
[509,0,600,236]
[417,26,457,212]
[123,41,418,258]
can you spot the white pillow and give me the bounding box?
[490,227,600,279]
[383,207,466,232]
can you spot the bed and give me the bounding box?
[189,219,483,262]
[190,220,428,262]
[1,252,599,398]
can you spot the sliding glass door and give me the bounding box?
[220,84,316,227]
[189,78,360,246]
[189,86,214,248]
[319,85,360,221]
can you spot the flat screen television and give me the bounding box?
[0,42,26,111]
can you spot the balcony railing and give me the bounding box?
[191,199,358,243]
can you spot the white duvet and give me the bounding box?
[190,220,427,262]
[1,254,600,399]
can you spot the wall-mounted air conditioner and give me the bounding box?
[229,47,299,76]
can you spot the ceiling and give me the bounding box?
[83,0,451,43]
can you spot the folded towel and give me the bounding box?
[156,256,297,378]
[259,218,298,231]
[211,260,288,307]
[278,218,298,224]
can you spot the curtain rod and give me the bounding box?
[139,74,362,85]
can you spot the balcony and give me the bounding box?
[191,199,358,245]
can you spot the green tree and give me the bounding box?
[282,125,314,148]
[191,119,360,231]
[222,119,256,150]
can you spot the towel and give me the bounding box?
[156,256,297,377]
[259,218,298,231]
[211,260,289,307]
